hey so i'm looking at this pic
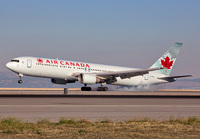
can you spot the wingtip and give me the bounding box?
[175,42,183,46]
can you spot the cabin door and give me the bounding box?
[144,74,149,80]
[27,59,32,68]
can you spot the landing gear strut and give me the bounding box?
[64,88,68,95]
[97,84,108,91]
[17,74,23,84]
[81,84,91,91]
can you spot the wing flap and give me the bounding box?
[97,67,164,79]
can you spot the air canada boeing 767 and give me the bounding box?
[6,43,191,93]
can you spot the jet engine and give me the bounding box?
[78,73,102,84]
[51,78,76,85]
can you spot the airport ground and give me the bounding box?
[0,88,200,122]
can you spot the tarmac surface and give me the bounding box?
[0,89,200,122]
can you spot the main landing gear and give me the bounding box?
[97,86,108,91]
[81,84,91,91]
[97,83,108,91]
[81,84,108,91]
[17,74,23,84]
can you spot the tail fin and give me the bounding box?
[150,42,183,75]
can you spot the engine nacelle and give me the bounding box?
[51,78,75,85]
[78,73,101,84]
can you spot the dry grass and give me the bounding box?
[0,117,199,138]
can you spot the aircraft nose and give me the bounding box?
[6,62,13,70]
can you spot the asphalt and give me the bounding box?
[0,90,200,122]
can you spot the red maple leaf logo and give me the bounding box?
[161,56,173,69]
[37,58,43,63]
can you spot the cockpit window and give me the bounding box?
[11,60,19,62]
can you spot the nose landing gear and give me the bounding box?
[17,74,23,84]
[18,80,23,84]
[64,88,68,95]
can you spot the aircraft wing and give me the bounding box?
[96,67,164,79]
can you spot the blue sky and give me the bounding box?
[1,0,200,77]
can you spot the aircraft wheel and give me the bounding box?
[81,87,91,91]
[97,87,108,91]
[104,87,108,91]
[18,80,23,84]
[97,87,102,91]
[81,87,85,91]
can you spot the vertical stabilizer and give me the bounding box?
[150,42,183,75]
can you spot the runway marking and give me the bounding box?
[0,105,200,108]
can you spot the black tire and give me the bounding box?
[104,87,108,91]
[81,87,91,91]
[87,87,91,91]
[81,87,85,91]
[97,87,108,91]
[18,80,23,84]
[97,87,101,91]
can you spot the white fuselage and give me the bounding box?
[6,57,169,86]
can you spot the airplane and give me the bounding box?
[6,42,191,94]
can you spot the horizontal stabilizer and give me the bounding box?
[158,75,192,81]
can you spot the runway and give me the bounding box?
[0,89,200,122]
